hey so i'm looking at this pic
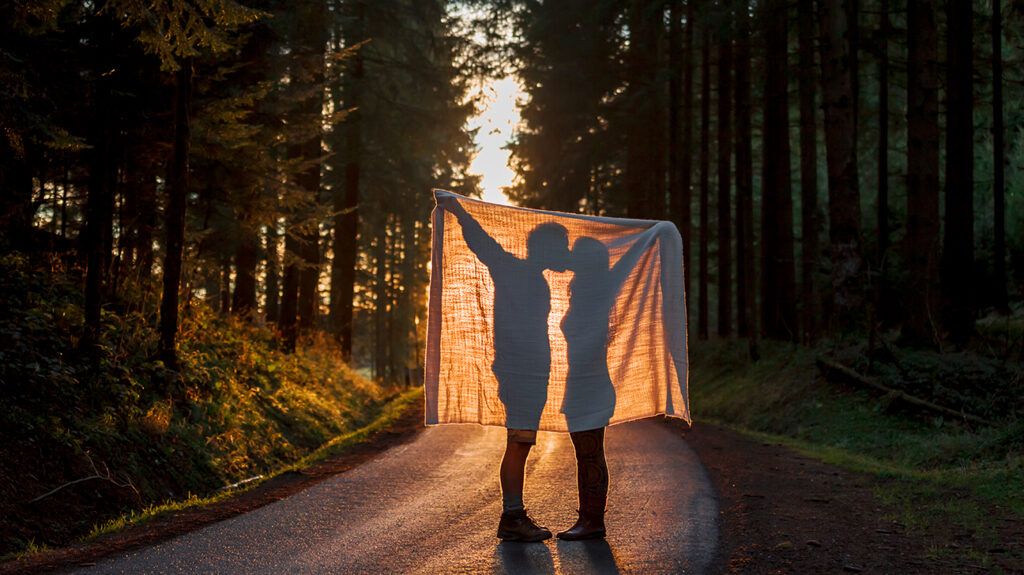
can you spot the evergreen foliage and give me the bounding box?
[488,0,1024,347]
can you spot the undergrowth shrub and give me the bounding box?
[0,254,394,555]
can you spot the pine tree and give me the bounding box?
[992,0,1008,314]
[734,0,756,352]
[625,0,667,219]
[716,3,733,337]
[942,0,974,345]
[698,20,711,340]
[761,0,797,341]
[903,0,940,345]
[329,0,366,359]
[818,0,863,333]
[797,0,820,342]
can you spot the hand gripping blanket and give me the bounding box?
[424,190,689,433]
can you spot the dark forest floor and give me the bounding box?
[676,420,1024,574]
[686,338,1024,574]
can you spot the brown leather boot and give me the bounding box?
[497,509,552,542]
[556,505,606,541]
[557,491,607,540]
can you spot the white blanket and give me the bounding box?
[424,190,689,432]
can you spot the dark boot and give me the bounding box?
[557,497,606,540]
[497,509,552,542]
[559,428,609,540]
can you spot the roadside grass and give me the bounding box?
[83,387,423,543]
[285,386,423,471]
[691,339,1024,567]
[3,540,50,564]
[0,254,414,558]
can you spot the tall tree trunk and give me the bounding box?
[942,0,974,346]
[818,0,862,332]
[296,0,327,332]
[264,222,281,324]
[668,0,684,264]
[848,0,859,134]
[136,167,156,280]
[121,146,156,281]
[625,0,667,219]
[231,11,272,320]
[373,229,387,379]
[82,39,117,348]
[158,61,192,366]
[0,141,33,247]
[761,0,797,341]
[297,229,319,330]
[992,0,1008,314]
[61,159,70,240]
[797,0,819,343]
[903,0,939,344]
[116,165,133,286]
[716,11,732,337]
[876,0,891,324]
[232,232,259,316]
[734,0,756,353]
[330,0,365,360]
[219,258,231,315]
[698,23,711,340]
[681,0,695,321]
[279,227,300,352]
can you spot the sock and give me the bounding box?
[502,493,524,513]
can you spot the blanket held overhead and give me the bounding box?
[424,190,689,433]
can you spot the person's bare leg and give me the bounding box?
[496,431,550,542]
[499,440,531,510]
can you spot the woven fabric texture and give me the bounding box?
[424,190,689,432]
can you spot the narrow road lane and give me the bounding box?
[74,419,718,574]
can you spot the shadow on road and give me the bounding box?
[556,539,622,575]
[494,541,554,574]
[493,539,622,575]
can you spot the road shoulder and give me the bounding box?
[672,420,944,574]
[0,393,426,575]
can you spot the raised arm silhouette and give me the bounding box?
[442,198,570,429]
[560,232,651,431]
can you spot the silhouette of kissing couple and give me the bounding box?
[441,197,648,432]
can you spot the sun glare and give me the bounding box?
[468,77,522,206]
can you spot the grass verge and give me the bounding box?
[691,339,1024,568]
[85,387,423,541]
[2,387,423,570]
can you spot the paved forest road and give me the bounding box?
[73,420,718,574]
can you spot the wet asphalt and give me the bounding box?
[71,419,719,574]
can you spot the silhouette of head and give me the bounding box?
[527,223,570,272]
[571,236,610,275]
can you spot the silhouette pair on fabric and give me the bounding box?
[443,199,648,432]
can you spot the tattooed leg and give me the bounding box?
[569,427,609,513]
[558,427,609,540]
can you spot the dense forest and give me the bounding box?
[498,0,1023,353]
[0,0,478,554]
[2,0,1024,562]
[0,0,479,382]
[2,0,1021,381]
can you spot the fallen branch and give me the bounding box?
[217,475,264,493]
[815,357,996,427]
[27,453,139,504]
